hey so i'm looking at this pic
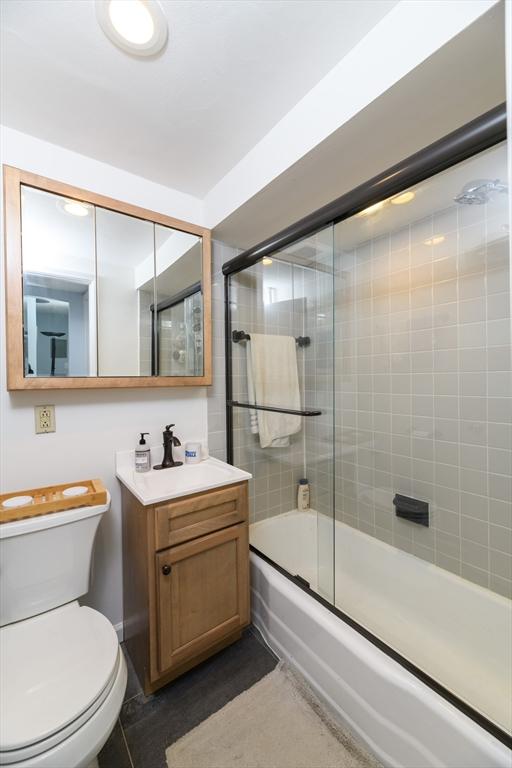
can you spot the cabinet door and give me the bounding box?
[155,523,249,673]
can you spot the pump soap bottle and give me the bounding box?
[135,433,151,473]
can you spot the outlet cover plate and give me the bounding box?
[35,405,56,434]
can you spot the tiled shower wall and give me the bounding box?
[302,237,335,522]
[229,262,307,523]
[209,235,334,524]
[334,198,511,598]
[210,195,511,599]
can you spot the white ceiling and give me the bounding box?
[0,0,397,197]
[215,2,506,249]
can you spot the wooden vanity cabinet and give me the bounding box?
[121,481,250,694]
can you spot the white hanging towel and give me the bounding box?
[246,350,259,435]
[247,333,302,448]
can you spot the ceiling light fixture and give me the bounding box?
[262,257,273,266]
[96,0,168,57]
[423,235,445,246]
[356,201,386,218]
[391,191,415,205]
[61,200,90,217]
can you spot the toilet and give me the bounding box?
[0,496,127,768]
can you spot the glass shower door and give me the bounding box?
[333,141,511,733]
[228,225,335,602]
[300,226,335,602]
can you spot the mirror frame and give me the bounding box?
[3,166,212,390]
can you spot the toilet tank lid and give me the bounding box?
[0,494,110,539]
[0,602,119,752]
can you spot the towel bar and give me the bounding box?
[232,330,310,347]
[227,400,321,417]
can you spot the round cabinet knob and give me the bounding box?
[161,564,171,575]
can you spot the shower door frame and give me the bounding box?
[222,103,510,748]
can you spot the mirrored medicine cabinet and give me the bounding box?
[3,167,211,389]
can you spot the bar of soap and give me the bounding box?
[62,486,89,497]
[2,495,34,508]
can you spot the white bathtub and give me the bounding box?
[251,510,512,768]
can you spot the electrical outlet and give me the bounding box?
[35,405,56,434]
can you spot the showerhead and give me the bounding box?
[454,178,508,205]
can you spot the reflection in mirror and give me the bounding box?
[21,186,96,377]
[18,183,206,381]
[96,208,155,377]
[154,224,203,376]
[24,297,68,376]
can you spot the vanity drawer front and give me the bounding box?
[154,482,248,549]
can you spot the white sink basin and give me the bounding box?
[115,453,252,506]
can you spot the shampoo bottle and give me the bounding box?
[135,432,151,473]
[297,478,310,511]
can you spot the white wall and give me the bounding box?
[1,125,205,225]
[0,131,208,633]
[96,254,140,376]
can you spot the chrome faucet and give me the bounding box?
[154,424,183,470]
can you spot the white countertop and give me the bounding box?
[115,449,252,506]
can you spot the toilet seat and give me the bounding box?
[0,602,119,764]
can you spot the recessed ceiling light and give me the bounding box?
[423,235,445,246]
[60,200,90,217]
[96,0,168,57]
[262,257,273,266]
[356,201,386,218]
[391,191,415,205]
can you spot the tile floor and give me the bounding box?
[98,627,279,768]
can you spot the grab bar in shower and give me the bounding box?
[227,400,322,417]
[232,330,311,347]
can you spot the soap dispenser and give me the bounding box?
[135,433,151,473]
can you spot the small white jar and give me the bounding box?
[184,442,202,464]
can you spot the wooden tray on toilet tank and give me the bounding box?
[0,479,108,524]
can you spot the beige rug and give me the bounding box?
[166,664,381,768]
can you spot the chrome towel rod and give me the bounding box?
[232,330,310,347]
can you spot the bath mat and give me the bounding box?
[166,664,380,768]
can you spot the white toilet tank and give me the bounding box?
[0,497,110,626]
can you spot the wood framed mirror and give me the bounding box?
[3,166,211,389]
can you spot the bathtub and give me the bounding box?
[250,510,512,768]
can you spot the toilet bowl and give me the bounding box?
[0,495,127,767]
